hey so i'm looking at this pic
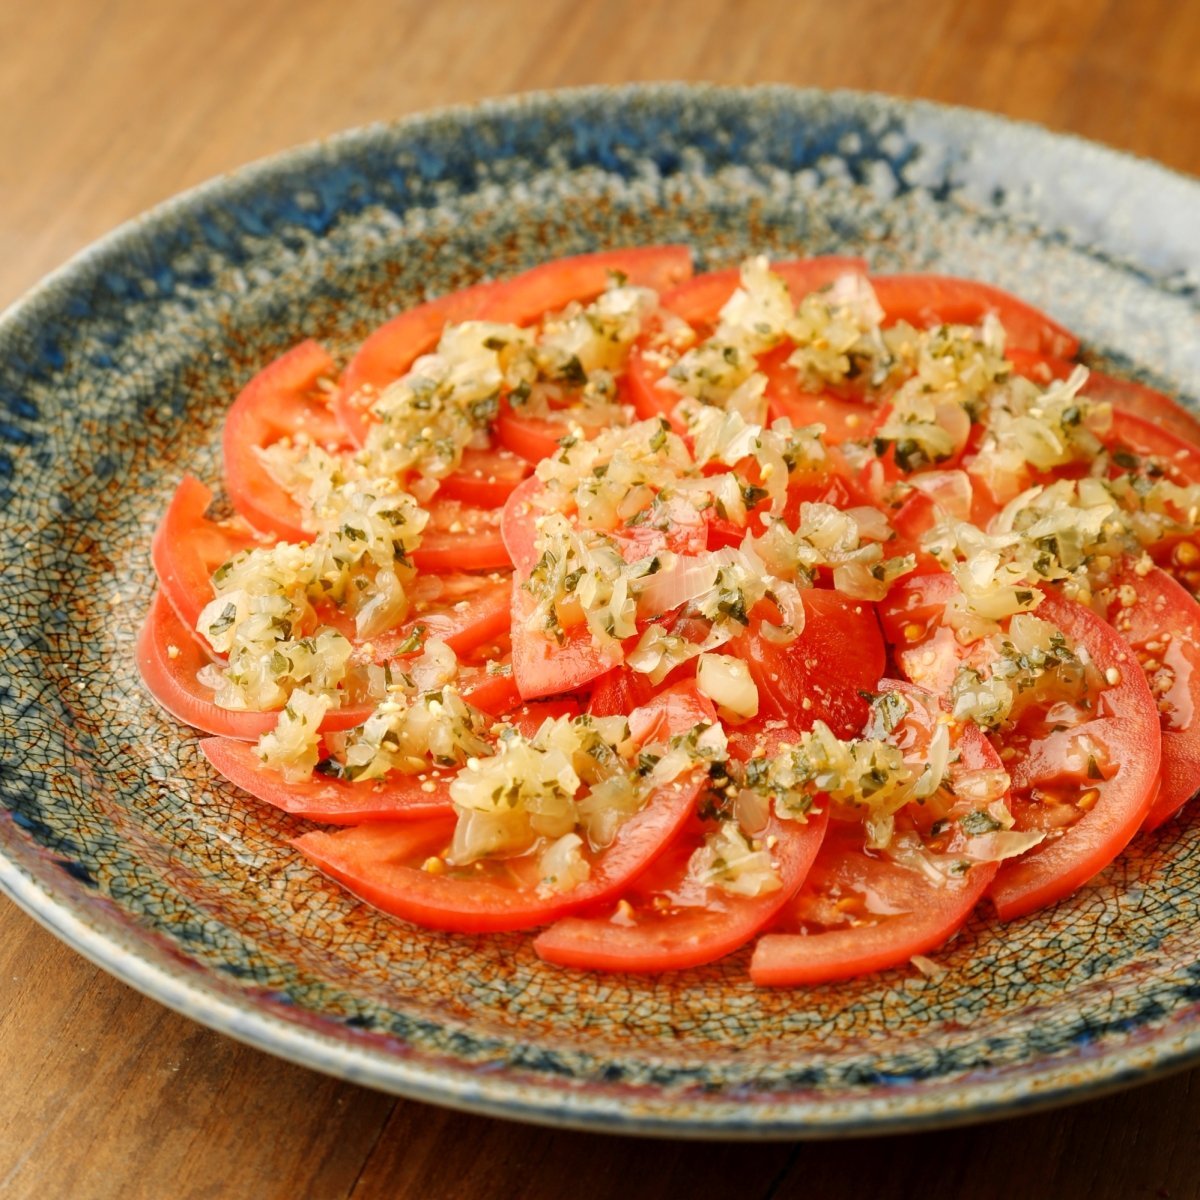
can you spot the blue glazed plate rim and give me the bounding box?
[1,83,1199,1138]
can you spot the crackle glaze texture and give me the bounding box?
[1,86,1199,1137]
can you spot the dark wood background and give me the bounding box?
[2,2,1199,1196]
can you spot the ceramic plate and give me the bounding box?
[2,85,1199,1138]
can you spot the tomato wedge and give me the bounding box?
[333,279,500,447]
[152,475,262,638]
[138,592,372,740]
[870,275,1080,358]
[223,339,344,542]
[1097,561,1200,830]
[732,589,886,738]
[749,683,1002,985]
[201,737,456,824]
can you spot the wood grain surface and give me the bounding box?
[2,2,1199,1197]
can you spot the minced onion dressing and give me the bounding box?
[190,257,1189,897]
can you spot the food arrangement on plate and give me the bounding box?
[137,244,1200,985]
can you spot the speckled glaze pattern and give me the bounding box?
[1,86,1199,1138]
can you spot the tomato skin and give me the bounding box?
[138,592,372,740]
[1096,562,1200,831]
[152,475,262,639]
[480,245,693,327]
[201,737,456,824]
[223,339,343,542]
[732,589,886,738]
[870,274,1080,358]
[334,280,500,446]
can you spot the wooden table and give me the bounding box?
[2,2,1198,1196]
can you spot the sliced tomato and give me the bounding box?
[493,402,594,464]
[152,475,263,638]
[750,821,993,985]
[761,344,877,444]
[1009,349,1200,451]
[732,589,886,738]
[201,737,455,824]
[411,497,512,573]
[657,257,868,328]
[587,666,657,717]
[361,573,513,661]
[456,657,522,716]
[333,280,500,446]
[749,683,1002,985]
[881,573,1162,919]
[1104,409,1200,485]
[1097,562,1200,830]
[294,684,710,935]
[222,339,344,542]
[293,761,705,932]
[480,245,693,328]
[535,801,829,974]
[438,444,531,506]
[137,592,372,741]
[870,274,1080,358]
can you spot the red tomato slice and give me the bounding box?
[880,573,1162,919]
[870,274,1080,358]
[201,737,456,824]
[535,802,829,974]
[732,589,886,738]
[1105,409,1200,485]
[438,444,531,506]
[493,402,594,464]
[293,765,705,934]
[626,258,870,425]
[361,573,513,661]
[152,475,263,638]
[333,280,500,446]
[587,666,657,717]
[1009,349,1200,451]
[760,343,876,443]
[657,257,869,328]
[749,683,1002,985]
[138,592,372,740]
[750,821,994,986]
[223,339,344,542]
[499,475,545,575]
[480,245,693,327]
[411,497,512,573]
[1097,562,1200,830]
